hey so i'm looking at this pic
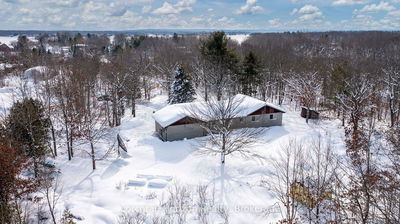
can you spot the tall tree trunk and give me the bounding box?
[131,97,136,117]
[64,117,71,161]
[33,159,38,178]
[69,129,74,157]
[50,121,57,157]
[342,109,345,127]
[204,80,208,102]
[91,141,96,170]
[45,188,57,224]
[221,134,226,164]
[112,99,117,127]
[389,98,395,127]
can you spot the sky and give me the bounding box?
[0,0,399,31]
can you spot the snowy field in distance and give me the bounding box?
[0,35,38,46]
[0,36,18,45]
[227,34,250,44]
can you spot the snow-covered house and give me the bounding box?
[0,43,11,52]
[0,43,12,56]
[153,94,285,141]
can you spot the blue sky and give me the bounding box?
[0,0,399,31]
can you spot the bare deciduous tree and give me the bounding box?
[383,67,400,127]
[266,139,304,224]
[163,181,191,224]
[196,184,215,224]
[216,206,229,224]
[118,208,147,224]
[286,72,322,123]
[41,175,62,224]
[79,96,111,170]
[189,95,262,165]
[298,136,339,223]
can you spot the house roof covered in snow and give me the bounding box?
[0,43,12,51]
[153,94,285,128]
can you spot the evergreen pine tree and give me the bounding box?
[6,98,50,177]
[200,31,239,100]
[239,51,261,96]
[168,65,196,104]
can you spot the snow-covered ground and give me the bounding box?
[109,34,250,45]
[53,96,345,223]
[0,36,19,45]
[227,34,250,45]
[0,74,36,113]
[0,34,249,47]
[0,73,346,223]
[0,35,37,46]
[0,63,13,71]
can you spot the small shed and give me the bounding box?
[301,107,320,120]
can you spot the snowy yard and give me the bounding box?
[0,73,347,223]
[47,95,346,223]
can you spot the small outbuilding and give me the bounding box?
[301,107,320,120]
[152,94,286,141]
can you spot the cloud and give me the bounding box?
[47,0,85,7]
[267,18,282,28]
[152,0,196,15]
[218,16,232,23]
[2,0,30,3]
[291,5,324,22]
[291,0,318,3]
[332,0,371,6]
[388,10,400,17]
[236,0,264,15]
[349,13,397,29]
[188,14,241,29]
[191,16,207,23]
[359,1,396,12]
[142,5,152,13]
[0,0,399,31]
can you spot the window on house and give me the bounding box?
[240,118,243,122]
[252,116,256,121]
[270,114,274,119]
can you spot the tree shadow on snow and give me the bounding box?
[207,164,260,204]
[260,126,290,143]
[101,159,129,180]
[136,136,197,163]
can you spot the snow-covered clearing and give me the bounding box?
[227,34,250,45]
[0,35,37,46]
[0,73,346,223]
[0,36,18,45]
[0,74,37,113]
[52,96,345,223]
